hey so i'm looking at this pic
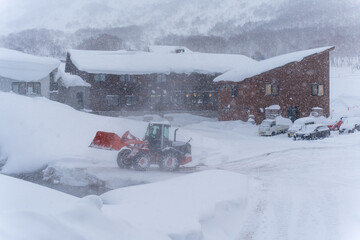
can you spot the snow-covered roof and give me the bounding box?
[148,45,192,54]
[265,105,281,110]
[0,48,60,82]
[214,46,335,82]
[67,49,257,75]
[57,63,90,88]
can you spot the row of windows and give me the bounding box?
[105,91,217,107]
[94,74,168,83]
[227,83,325,97]
[106,95,137,107]
[12,82,41,95]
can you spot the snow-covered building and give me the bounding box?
[0,48,60,98]
[215,46,335,124]
[50,63,91,110]
[64,47,257,113]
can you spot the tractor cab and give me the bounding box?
[144,123,171,151]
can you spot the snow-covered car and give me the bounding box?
[259,117,291,136]
[339,117,360,134]
[287,117,316,137]
[293,124,330,140]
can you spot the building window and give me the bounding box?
[231,85,238,97]
[50,72,58,91]
[106,95,119,106]
[27,82,41,95]
[125,95,137,106]
[12,82,26,95]
[157,74,167,83]
[312,84,325,96]
[76,92,84,108]
[12,82,40,95]
[94,74,106,82]
[219,84,230,90]
[265,83,279,96]
[120,75,131,83]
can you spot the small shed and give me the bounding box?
[51,64,91,110]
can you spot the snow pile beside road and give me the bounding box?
[1,170,254,240]
[0,174,151,240]
[101,169,252,240]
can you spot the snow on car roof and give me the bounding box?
[67,48,257,75]
[0,48,60,81]
[214,46,334,82]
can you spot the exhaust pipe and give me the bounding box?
[174,128,179,141]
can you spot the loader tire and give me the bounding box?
[133,151,151,171]
[117,149,132,169]
[160,152,180,171]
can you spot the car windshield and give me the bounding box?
[261,121,272,127]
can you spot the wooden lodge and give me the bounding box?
[64,46,256,114]
[64,45,334,123]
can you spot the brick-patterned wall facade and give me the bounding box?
[217,50,332,124]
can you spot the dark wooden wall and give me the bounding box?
[65,53,219,112]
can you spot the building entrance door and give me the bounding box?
[288,106,299,122]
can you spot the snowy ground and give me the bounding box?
[0,67,360,239]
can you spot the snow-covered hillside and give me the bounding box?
[1,0,359,37]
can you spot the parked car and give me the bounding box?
[288,117,316,137]
[259,117,291,136]
[339,117,360,134]
[293,124,330,140]
[327,117,345,131]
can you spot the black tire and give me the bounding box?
[133,151,151,171]
[160,152,180,171]
[117,149,132,169]
[271,132,275,136]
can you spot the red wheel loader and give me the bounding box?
[89,123,192,171]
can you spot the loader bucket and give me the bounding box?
[89,131,125,151]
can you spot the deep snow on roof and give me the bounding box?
[67,49,258,75]
[148,45,192,54]
[0,48,60,81]
[57,63,90,88]
[214,46,334,82]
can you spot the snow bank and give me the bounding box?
[0,92,148,173]
[0,174,148,240]
[101,170,252,240]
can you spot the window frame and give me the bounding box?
[311,83,325,96]
[125,95,137,106]
[265,83,279,96]
[119,75,131,83]
[231,85,238,98]
[156,74,167,83]
[94,74,106,82]
[106,95,120,106]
